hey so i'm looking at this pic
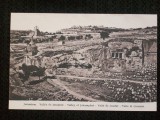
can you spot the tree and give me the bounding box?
[56,31,62,34]
[59,35,65,41]
[76,35,83,40]
[100,31,109,40]
[68,36,75,41]
[85,34,93,40]
[53,35,57,38]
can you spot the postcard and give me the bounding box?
[9,13,157,111]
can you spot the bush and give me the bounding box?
[100,31,109,40]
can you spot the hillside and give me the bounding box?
[9,26,157,102]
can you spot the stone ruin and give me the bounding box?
[89,38,157,73]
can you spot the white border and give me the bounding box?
[9,100,157,111]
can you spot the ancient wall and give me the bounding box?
[99,39,144,72]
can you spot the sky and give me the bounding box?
[11,13,157,32]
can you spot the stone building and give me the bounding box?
[101,38,157,72]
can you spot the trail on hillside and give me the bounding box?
[56,75,156,85]
[47,79,102,102]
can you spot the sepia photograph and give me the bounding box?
[9,13,157,110]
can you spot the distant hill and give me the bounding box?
[109,26,157,39]
[10,26,157,43]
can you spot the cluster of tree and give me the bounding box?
[56,31,62,34]
[85,34,93,39]
[58,35,84,41]
[58,35,65,44]
[76,35,83,40]
[58,35,65,41]
[11,35,57,43]
[68,36,75,40]
[68,35,83,41]
[44,32,56,35]
[100,31,110,40]
[57,33,110,41]
[18,63,46,82]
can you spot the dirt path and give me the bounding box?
[56,75,156,85]
[47,79,102,102]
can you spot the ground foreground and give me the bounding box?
[10,74,157,102]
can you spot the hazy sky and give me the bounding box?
[11,13,157,32]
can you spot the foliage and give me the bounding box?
[85,34,93,39]
[59,35,65,41]
[68,36,76,40]
[100,31,109,40]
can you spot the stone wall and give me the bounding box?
[99,39,144,72]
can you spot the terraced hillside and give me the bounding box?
[9,27,157,102]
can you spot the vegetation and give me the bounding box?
[85,34,93,39]
[58,35,65,41]
[100,31,110,40]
